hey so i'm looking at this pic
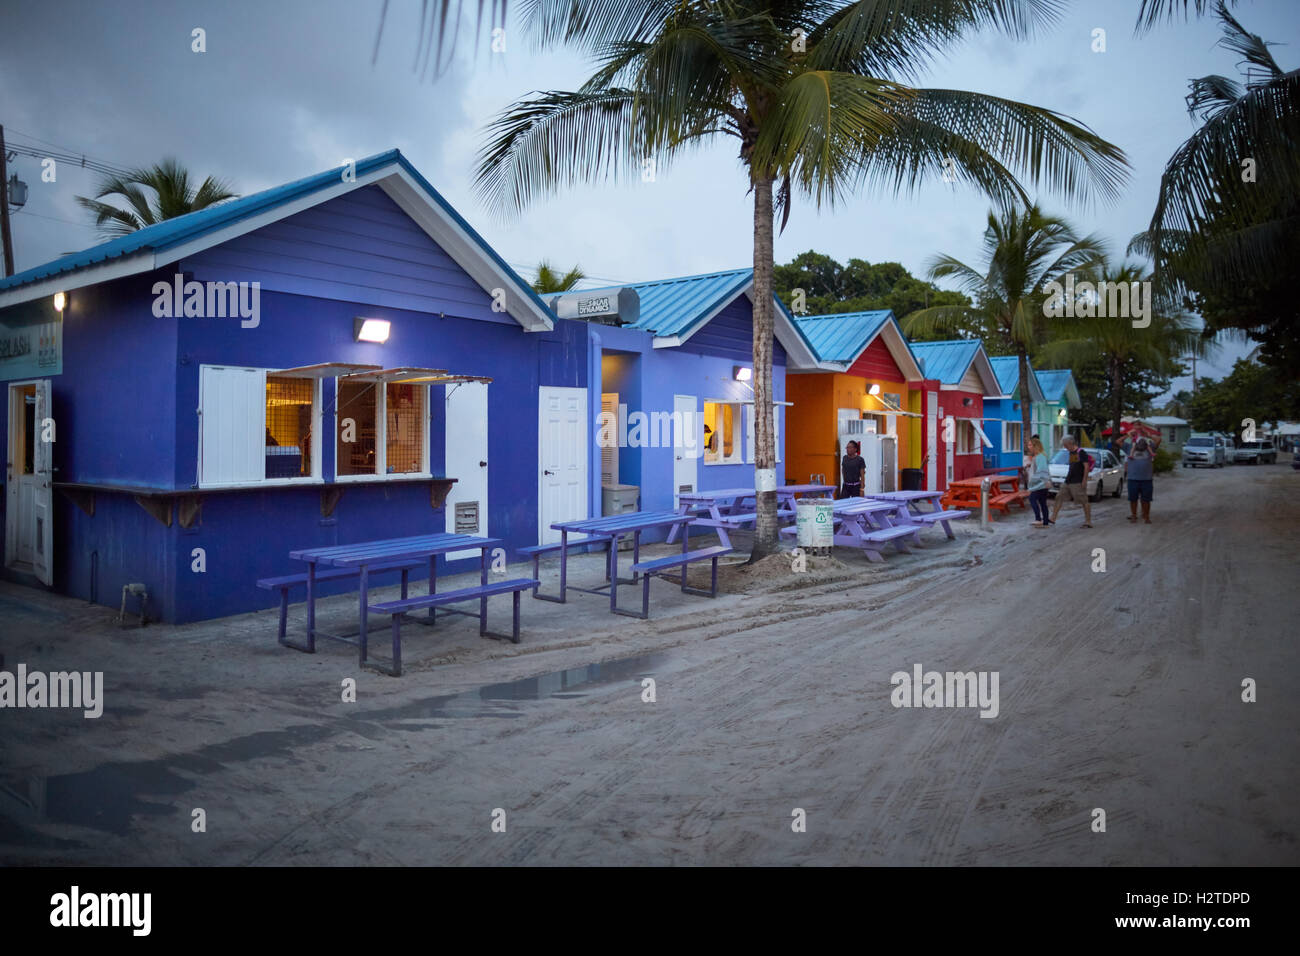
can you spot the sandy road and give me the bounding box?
[1,461,1297,865]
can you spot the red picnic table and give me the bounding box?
[940,475,1028,515]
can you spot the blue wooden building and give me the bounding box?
[982,355,1050,470]
[547,269,823,540]
[0,150,596,623]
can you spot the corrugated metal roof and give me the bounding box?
[1036,369,1076,402]
[0,150,553,324]
[909,339,982,385]
[792,310,893,364]
[987,355,1021,395]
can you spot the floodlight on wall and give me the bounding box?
[354,317,391,343]
[733,365,752,381]
[868,383,881,396]
[962,397,973,406]
[53,292,66,312]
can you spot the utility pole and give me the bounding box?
[0,125,14,277]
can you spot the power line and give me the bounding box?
[4,128,137,177]
[13,208,93,228]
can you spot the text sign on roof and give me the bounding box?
[577,296,612,316]
[0,297,62,382]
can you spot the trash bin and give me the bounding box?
[602,484,640,515]
[795,498,834,550]
[901,468,923,491]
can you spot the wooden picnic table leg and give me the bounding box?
[666,502,687,544]
[711,504,732,550]
[479,545,489,635]
[559,528,569,603]
[428,555,437,621]
[608,533,620,613]
[358,563,370,668]
[632,530,641,581]
[305,561,317,652]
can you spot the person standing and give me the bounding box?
[1126,437,1155,523]
[1049,436,1093,528]
[840,440,865,499]
[1027,437,1052,527]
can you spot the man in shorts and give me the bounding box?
[1049,436,1093,528]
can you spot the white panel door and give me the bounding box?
[200,366,263,486]
[926,400,937,491]
[600,392,619,485]
[6,381,54,585]
[445,381,488,559]
[673,394,699,506]
[538,386,587,545]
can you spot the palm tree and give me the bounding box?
[1129,2,1298,347]
[475,1,1129,558]
[903,203,1106,455]
[75,158,237,238]
[1039,260,1209,444]
[532,261,586,293]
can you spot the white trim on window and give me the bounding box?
[198,365,323,489]
[332,377,432,481]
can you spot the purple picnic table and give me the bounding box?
[779,497,921,562]
[288,532,500,673]
[669,484,832,547]
[868,490,971,539]
[548,511,697,615]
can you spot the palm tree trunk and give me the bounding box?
[1017,347,1033,482]
[751,175,779,560]
[1111,357,1124,451]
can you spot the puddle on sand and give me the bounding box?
[361,651,669,721]
[0,651,668,840]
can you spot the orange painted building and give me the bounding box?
[786,311,928,493]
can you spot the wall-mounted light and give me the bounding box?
[354,317,390,343]
[53,292,66,312]
[733,365,752,382]
[868,383,881,396]
[962,396,973,406]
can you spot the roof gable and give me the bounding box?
[911,339,1002,394]
[1036,369,1081,407]
[988,355,1045,402]
[0,150,554,331]
[793,310,923,379]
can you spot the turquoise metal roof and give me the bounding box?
[988,355,1020,395]
[0,149,553,320]
[549,268,752,336]
[909,339,982,385]
[792,310,893,364]
[1036,369,1076,402]
[546,268,820,359]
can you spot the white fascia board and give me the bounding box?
[379,169,553,332]
[0,250,158,310]
[969,348,1003,395]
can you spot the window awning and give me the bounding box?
[705,398,793,406]
[341,367,493,385]
[274,362,382,379]
[969,419,994,448]
[868,409,923,418]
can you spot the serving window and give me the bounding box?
[334,378,430,479]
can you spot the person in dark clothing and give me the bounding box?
[1049,436,1093,527]
[840,440,865,499]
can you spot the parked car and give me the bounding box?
[1233,440,1277,464]
[1049,447,1125,501]
[1182,434,1227,468]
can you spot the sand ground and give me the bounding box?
[1,460,1296,865]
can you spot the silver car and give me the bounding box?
[1049,447,1125,501]
[1182,434,1227,468]
[1232,440,1277,464]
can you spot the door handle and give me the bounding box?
[479,460,487,467]
[544,469,554,475]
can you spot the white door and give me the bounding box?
[600,392,619,485]
[926,399,937,490]
[861,435,882,495]
[6,380,54,585]
[538,386,587,544]
[880,435,897,492]
[445,381,488,560]
[673,394,699,506]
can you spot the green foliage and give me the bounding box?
[772,251,971,330]
[1185,358,1300,433]
[1072,354,1178,432]
[532,261,585,293]
[74,158,237,239]
[1153,444,1177,474]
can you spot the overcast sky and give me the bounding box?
[3,0,1295,397]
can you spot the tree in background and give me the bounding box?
[771,251,973,332]
[1072,354,1179,437]
[473,1,1128,559]
[1040,260,1207,444]
[532,261,585,293]
[1186,358,1300,437]
[74,159,237,239]
[903,203,1106,456]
